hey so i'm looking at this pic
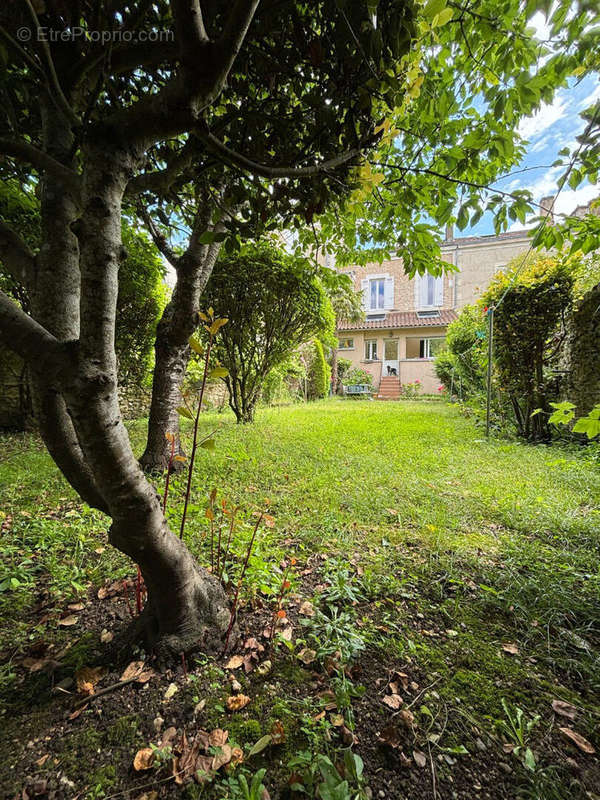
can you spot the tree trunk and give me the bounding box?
[331,340,339,395]
[42,142,230,655]
[140,211,224,471]
[139,311,191,471]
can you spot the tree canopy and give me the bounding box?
[203,240,334,422]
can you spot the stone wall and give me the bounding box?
[0,346,32,430]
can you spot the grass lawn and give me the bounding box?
[1,399,599,800]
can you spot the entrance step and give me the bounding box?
[377,377,401,400]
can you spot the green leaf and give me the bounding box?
[188,336,204,356]
[573,416,600,439]
[435,7,453,26]
[207,318,228,335]
[247,735,272,757]
[176,405,193,420]
[200,438,216,450]
[423,0,446,20]
[209,366,229,379]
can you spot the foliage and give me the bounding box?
[307,340,329,401]
[434,305,487,400]
[482,254,573,440]
[400,380,421,399]
[343,368,373,388]
[0,184,166,392]
[116,223,167,389]
[261,355,306,406]
[307,1,599,273]
[204,241,334,422]
[548,401,600,440]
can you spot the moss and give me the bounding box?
[85,764,117,798]
[106,714,139,746]
[61,632,100,670]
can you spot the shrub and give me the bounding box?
[204,241,334,422]
[343,368,373,387]
[481,254,573,441]
[307,340,329,400]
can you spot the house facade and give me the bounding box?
[335,200,559,396]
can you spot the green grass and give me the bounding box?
[1,400,599,797]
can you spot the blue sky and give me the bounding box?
[463,14,599,237]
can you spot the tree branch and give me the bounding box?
[126,139,197,197]
[23,0,80,126]
[0,137,81,197]
[0,289,63,368]
[197,127,362,178]
[137,205,180,266]
[172,0,210,63]
[0,221,36,287]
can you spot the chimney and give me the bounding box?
[444,223,454,241]
[540,195,555,220]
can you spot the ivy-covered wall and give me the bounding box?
[568,283,600,417]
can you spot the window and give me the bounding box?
[338,337,354,350]
[417,272,443,308]
[364,339,378,360]
[406,337,446,359]
[362,275,394,312]
[369,278,385,310]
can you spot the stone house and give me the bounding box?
[335,199,560,397]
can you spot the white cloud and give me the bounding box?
[529,10,551,42]
[578,82,600,109]
[552,184,599,215]
[517,94,570,140]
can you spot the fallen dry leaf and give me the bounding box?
[135,793,158,800]
[399,709,415,727]
[164,682,179,701]
[413,750,427,768]
[271,720,286,745]
[559,727,595,754]
[35,754,50,768]
[299,601,315,617]
[382,694,403,710]
[75,665,105,695]
[212,743,232,771]
[97,587,109,600]
[226,655,244,670]
[552,699,577,720]
[501,642,520,655]
[231,746,244,766]
[100,629,113,644]
[279,625,293,641]
[378,725,402,749]
[226,694,250,711]
[133,748,155,771]
[297,647,316,665]
[58,615,79,627]
[120,660,156,684]
[209,729,229,747]
[244,637,264,652]
[68,602,85,612]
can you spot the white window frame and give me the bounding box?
[416,272,443,310]
[369,277,385,311]
[338,337,355,350]
[364,339,378,361]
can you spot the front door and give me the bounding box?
[383,339,399,377]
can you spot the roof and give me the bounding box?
[338,309,458,331]
[441,229,530,247]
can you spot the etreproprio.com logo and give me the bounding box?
[16,26,174,44]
